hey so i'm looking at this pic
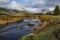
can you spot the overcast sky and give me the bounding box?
[0,0,60,13]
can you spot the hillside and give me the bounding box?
[0,7,32,16]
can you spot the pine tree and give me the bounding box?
[54,5,60,15]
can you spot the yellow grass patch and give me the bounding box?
[0,15,22,25]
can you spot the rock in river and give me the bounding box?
[28,22,34,26]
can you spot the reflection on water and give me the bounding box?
[0,18,42,40]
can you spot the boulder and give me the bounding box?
[28,22,34,26]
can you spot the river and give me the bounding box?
[0,18,42,40]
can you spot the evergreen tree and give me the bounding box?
[54,5,60,15]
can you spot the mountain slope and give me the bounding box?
[0,7,32,16]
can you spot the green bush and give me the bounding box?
[22,34,34,40]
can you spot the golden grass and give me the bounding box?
[0,15,22,25]
[39,15,53,21]
[0,15,60,25]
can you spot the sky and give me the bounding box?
[0,0,60,13]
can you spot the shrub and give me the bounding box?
[21,34,34,40]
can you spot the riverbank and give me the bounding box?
[21,15,60,40]
[0,15,60,26]
[0,15,23,26]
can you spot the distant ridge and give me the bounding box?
[0,7,32,16]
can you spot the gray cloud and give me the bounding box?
[30,0,60,8]
[0,0,10,8]
[0,0,9,4]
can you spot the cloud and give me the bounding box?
[45,0,60,7]
[24,7,43,13]
[20,0,59,11]
[7,1,24,10]
[0,0,9,4]
[31,0,60,8]
[25,8,39,13]
[0,0,8,2]
[33,0,45,5]
[0,0,10,8]
[48,7,55,11]
[21,0,45,8]
[26,0,60,12]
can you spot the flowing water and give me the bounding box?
[0,18,42,40]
